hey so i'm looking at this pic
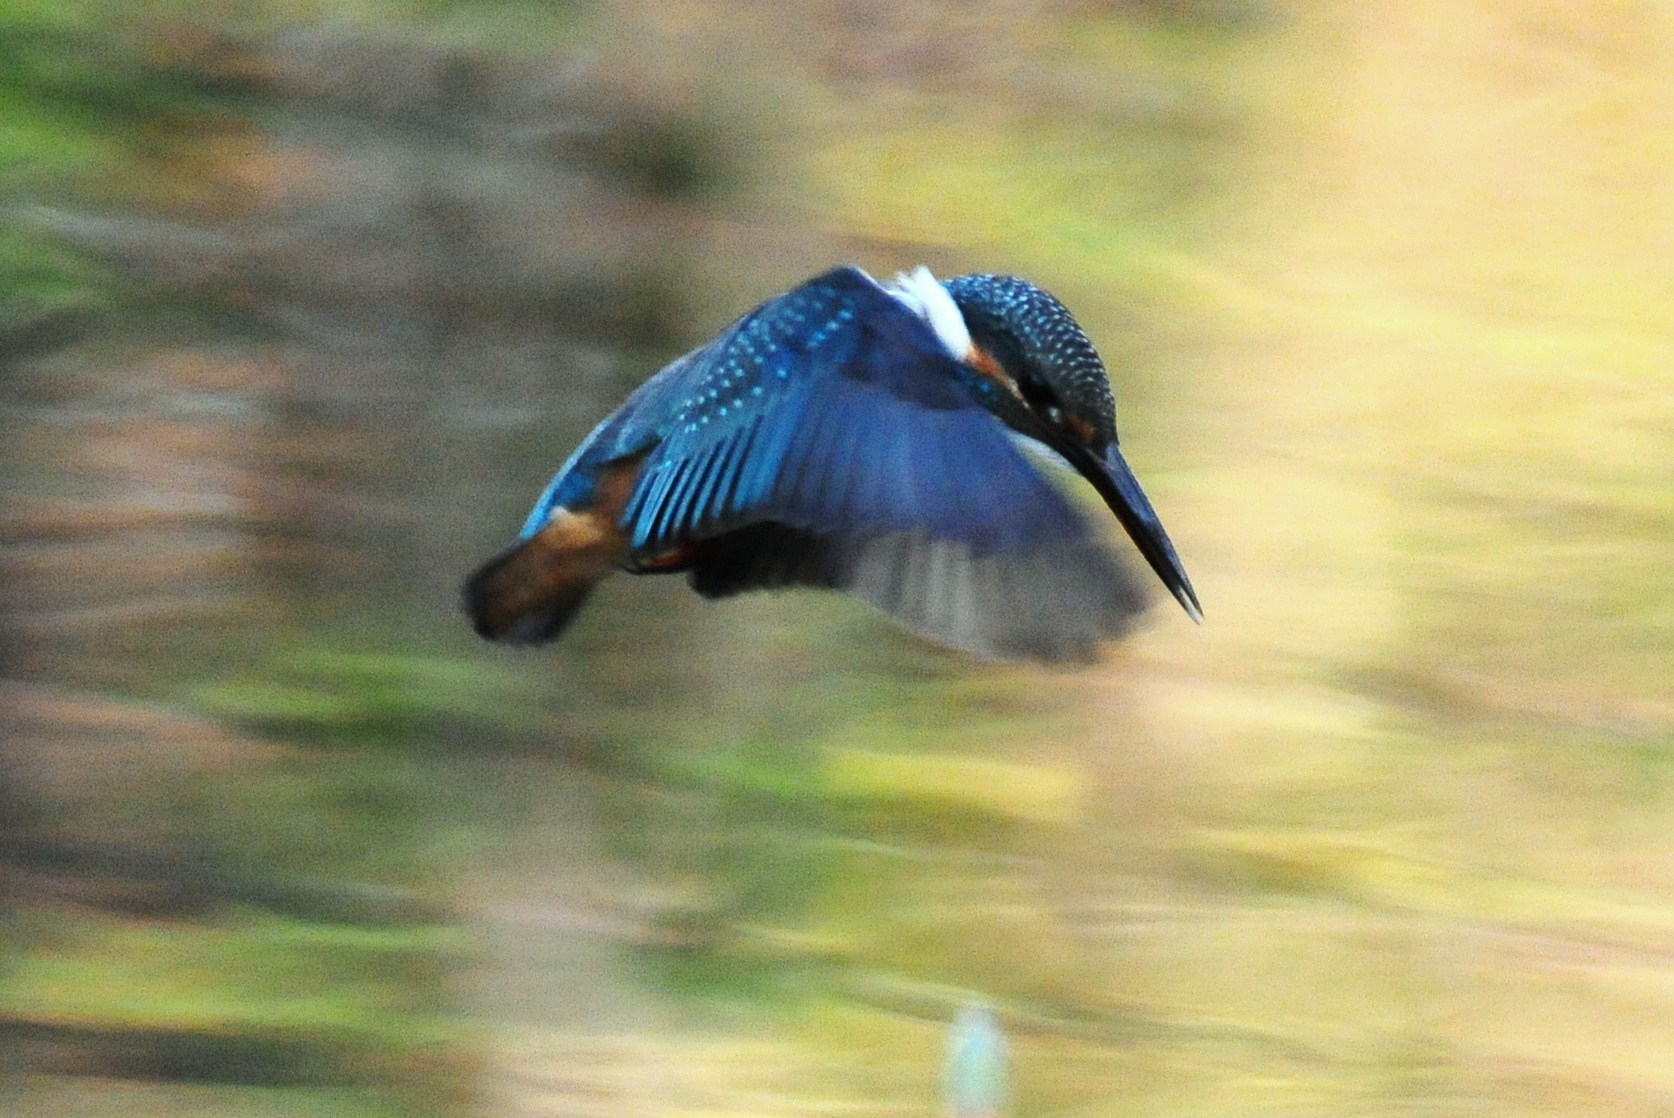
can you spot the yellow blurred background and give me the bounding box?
[2,2,1671,1116]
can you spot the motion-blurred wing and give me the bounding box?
[688,524,1146,662]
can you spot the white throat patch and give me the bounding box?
[884,265,972,361]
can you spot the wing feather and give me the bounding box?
[688,525,1146,662]
[572,265,1151,659]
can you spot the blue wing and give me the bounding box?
[620,267,1088,555]
[522,266,1146,660]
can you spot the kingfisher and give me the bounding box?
[464,265,1200,662]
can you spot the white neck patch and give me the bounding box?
[884,265,972,361]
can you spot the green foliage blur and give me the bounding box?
[0,1,234,342]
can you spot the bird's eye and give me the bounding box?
[1017,375,1058,414]
[1018,374,1071,432]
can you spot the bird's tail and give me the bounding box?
[463,514,624,644]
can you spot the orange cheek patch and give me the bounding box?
[964,344,1022,400]
[1065,414,1097,445]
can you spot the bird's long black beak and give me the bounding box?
[1066,440,1202,623]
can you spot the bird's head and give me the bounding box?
[933,271,1202,622]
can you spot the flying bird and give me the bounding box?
[464,265,1199,662]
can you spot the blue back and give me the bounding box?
[523,266,1095,559]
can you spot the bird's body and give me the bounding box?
[465,265,1198,662]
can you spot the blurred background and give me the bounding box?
[3,1,1672,1115]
